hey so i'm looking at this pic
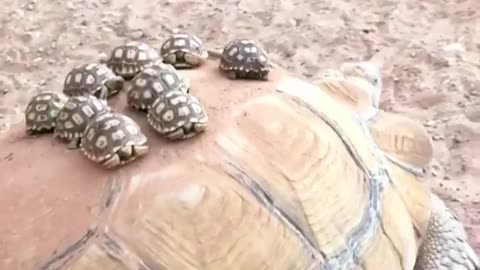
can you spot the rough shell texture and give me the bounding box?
[24,91,69,134]
[80,111,148,165]
[147,89,208,139]
[160,33,208,68]
[127,63,190,111]
[105,41,160,79]
[54,95,110,141]
[2,59,478,270]
[219,39,271,79]
[63,63,122,99]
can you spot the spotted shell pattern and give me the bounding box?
[147,89,208,138]
[54,95,110,141]
[105,41,160,79]
[25,91,69,134]
[219,39,271,77]
[81,112,147,163]
[160,33,208,67]
[127,64,190,111]
[63,63,119,99]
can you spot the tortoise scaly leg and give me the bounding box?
[184,53,205,68]
[414,194,480,270]
[66,137,81,150]
[225,71,237,80]
[162,53,176,66]
[102,154,121,169]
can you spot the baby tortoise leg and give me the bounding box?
[166,128,192,140]
[225,70,237,80]
[184,53,206,68]
[414,194,480,270]
[102,145,149,169]
[66,137,82,150]
[162,53,177,66]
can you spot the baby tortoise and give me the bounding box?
[24,91,69,135]
[80,112,148,169]
[103,41,161,80]
[54,95,110,149]
[127,63,191,112]
[63,63,124,100]
[160,33,209,69]
[219,39,271,80]
[147,89,208,140]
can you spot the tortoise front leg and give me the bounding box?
[414,194,480,270]
[66,137,82,150]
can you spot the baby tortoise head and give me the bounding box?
[25,91,69,135]
[219,39,271,81]
[63,63,124,100]
[54,95,111,149]
[127,63,190,112]
[103,41,160,80]
[147,90,208,140]
[80,112,149,169]
[160,33,208,69]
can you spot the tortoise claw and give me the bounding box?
[66,138,81,150]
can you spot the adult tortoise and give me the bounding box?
[0,56,478,270]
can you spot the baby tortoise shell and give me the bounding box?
[127,63,191,112]
[80,112,148,169]
[24,91,69,134]
[219,39,271,81]
[104,41,161,80]
[147,89,208,140]
[160,33,209,69]
[54,95,110,149]
[63,63,124,100]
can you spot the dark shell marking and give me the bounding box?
[127,63,191,112]
[54,95,110,142]
[147,89,208,140]
[80,112,148,168]
[160,33,208,68]
[105,41,160,80]
[24,91,69,134]
[63,63,124,100]
[219,39,271,80]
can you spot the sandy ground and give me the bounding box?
[0,0,479,260]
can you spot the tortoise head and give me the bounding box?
[339,61,382,109]
[315,61,433,172]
